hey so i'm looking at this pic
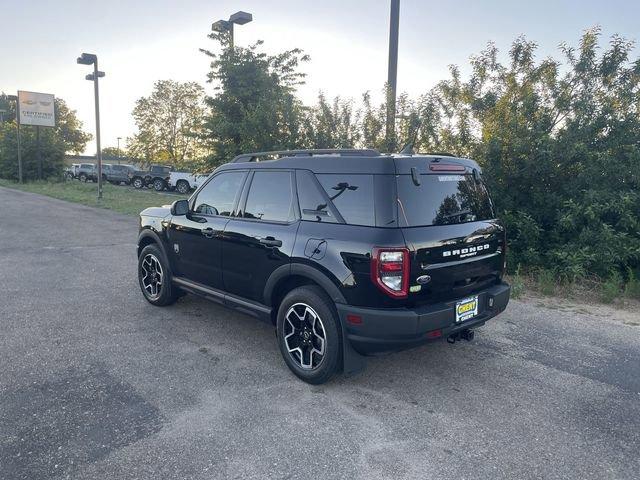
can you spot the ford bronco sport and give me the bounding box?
[137,149,510,384]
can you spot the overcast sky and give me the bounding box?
[2,0,638,155]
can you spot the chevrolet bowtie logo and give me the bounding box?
[442,243,490,259]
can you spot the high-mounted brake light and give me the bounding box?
[429,164,466,172]
[371,247,410,298]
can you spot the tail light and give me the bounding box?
[371,247,410,298]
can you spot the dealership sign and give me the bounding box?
[18,90,55,127]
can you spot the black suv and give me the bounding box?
[137,149,510,384]
[129,165,174,191]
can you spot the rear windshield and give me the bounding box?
[397,174,494,227]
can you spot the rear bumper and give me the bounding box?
[336,281,510,355]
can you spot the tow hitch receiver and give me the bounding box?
[447,329,475,344]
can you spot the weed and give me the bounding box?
[601,271,623,304]
[510,264,525,299]
[536,269,556,296]
[624,269,640,300]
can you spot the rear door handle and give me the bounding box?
[202,227,217,238]
[259,237,282,247]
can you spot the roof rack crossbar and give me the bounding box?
[231,148,380,163]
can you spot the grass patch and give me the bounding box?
[601,271,623,304]
[508,264,526,299]
[536,268,556,296]
[624,269,640,300]
[0,179,187,216]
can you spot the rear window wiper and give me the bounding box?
[441,209,472,220]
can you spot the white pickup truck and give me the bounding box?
[168,171,209,195]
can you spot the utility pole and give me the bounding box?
[8,94,23,183]
[36,126,42,180]
[386,0,400,153]
[117,136,122,164]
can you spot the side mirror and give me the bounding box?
[171,199,189,216]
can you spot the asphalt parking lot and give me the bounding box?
[1,186,639,480]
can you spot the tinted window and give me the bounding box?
[316,174,375,226]
[397,174,495,227]
[193,171,246,216]
[244,171,294,222]
[296,170,338,223]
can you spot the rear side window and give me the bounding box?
[296,170,338,223]
[316,174,375,227]
[193,171,246,216]
[397,174,495,227]
[243,171,295,223]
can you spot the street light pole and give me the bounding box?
[117,136,122,164]
[77,52,105,200]
[93,58,103,199]
[212,11,252,50]
[386,0,400,153]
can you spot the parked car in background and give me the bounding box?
[103,164,136,185]
[129,165,175,191]
[64,164,80,180]
[76,163,97,182]
[168,171,209,194]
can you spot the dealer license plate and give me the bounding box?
[455,296,479,323]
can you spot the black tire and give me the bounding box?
[153,178,166,191]
[176,180,190,195]
[276,286,342,384]
[132,177,144,189]
[137,244,178,306]
[79,173,87,182]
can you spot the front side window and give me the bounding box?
[192,171,246,216]
[316,174,375,227]
[243,171,295,222]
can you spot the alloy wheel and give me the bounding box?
[283,303,326,370]
[141,253,163,299]
[177,182,189,194]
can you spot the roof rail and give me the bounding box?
[231,148,380,163]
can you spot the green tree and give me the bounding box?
[301,93,361,148]
[414,28,640,279]
[0,97,91,180]
[128,80,208,168]
[101,147,121,157]
[200,31,309,166]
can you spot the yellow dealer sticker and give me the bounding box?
[455,296,479,323]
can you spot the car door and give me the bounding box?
[222,170,299,303]
[167,170,248,291]
[111,165,123,182]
